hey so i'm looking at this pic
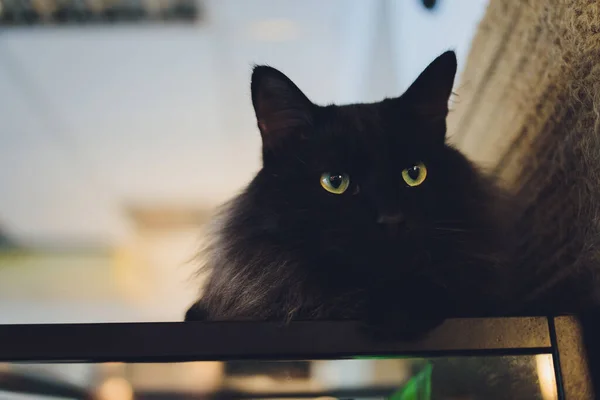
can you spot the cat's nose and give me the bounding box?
[377,212,405,224]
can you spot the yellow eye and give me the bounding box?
[402,162,427,187]
[320,172,350,194]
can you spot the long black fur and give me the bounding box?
[185,50,600,341]
[185,51,526,338]
[184,49,600,395]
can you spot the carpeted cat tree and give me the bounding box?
[447,0,600,398]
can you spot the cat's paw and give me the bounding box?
[184,300,209,321]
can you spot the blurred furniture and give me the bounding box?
[0,0,200,25]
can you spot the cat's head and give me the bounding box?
[238,51,501,290]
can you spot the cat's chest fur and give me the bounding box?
[197,187,508,322]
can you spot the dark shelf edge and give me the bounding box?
[0,317,551,362]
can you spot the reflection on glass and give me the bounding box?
[0,355,558,400]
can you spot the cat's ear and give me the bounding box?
[402,50,457,122]
[251,66,314,149]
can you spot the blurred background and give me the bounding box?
[0,0,489,326]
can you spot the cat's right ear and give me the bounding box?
[251,66,315,149]
[401,50,457,122]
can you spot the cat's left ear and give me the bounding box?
[251,66,315,150]
[401,50,457,123]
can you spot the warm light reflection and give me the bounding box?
[87,0,105,13]
[103,362,124,369]
[124,362,223,392]
[96,377,134,400]
[227,374,323,393]
[31,0,56,15]
[536,354,558,400]
[183,361,224,391]
[98,361,127,377]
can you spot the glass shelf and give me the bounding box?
[0,317,591,399]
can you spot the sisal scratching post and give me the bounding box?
[448,1,600,398]
[449,0,600,184]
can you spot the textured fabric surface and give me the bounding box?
[450,0,600,305]
[450,0,600,308]
[448,1,600,398]
[450,0,600,180]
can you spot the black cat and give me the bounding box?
[185,51,520,339]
